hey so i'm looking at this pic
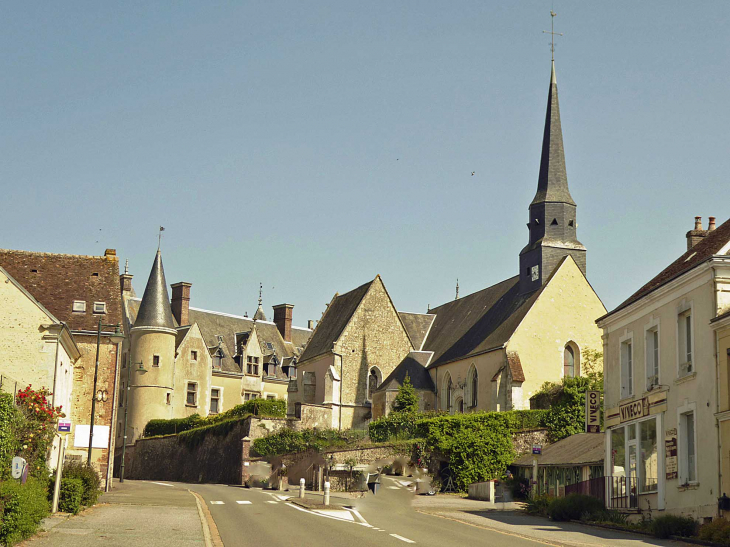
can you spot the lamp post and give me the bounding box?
[88,318,125,466]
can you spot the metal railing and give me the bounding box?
[607,476,639,509]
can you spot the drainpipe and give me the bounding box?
[332,349,344,432]
[717,328,723,516]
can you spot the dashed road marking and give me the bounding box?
[265,500,278,504]
[236,501,252,505]
[151,482,174,487]
[210,501,225,505]
[387,486,400,489]
[390,533,415,543]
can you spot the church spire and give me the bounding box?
[134,250,176,329]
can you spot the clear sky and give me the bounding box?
[2,2,728,327]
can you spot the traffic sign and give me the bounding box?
[58,420,72,433]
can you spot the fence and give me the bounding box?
[564,476,649,510]
[565,476,605,502]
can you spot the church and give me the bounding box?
[287,60,606,429]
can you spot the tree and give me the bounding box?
[392,373,419,413]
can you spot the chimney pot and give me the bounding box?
[273,304,294,342]
[105,249,116,257]
[694,216,703,230]
[171,282,192,326]
[709,217,716,231]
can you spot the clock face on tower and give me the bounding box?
[530,265,540,282]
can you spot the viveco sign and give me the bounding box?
[585,390,601,433]
[619,398,649,423]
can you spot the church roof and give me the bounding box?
[423,276,543,368]
[298,279,374,363]
[600,216,730,322]
[398,312,436,351]
[134,250,175,330]
[531,61,575,207]
[376,351,435,392]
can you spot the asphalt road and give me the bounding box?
[180,477,542,547]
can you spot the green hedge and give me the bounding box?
[0,395,20,482]
[57,478,83,515]
[547,494,604,521]
[62,462,100,506]
[143,414,203,437]
[0,478,50,546]
[252,428,368,457]
[178,416,250,448]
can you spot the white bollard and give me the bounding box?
[299,478,305,499]
[323,481,330,506]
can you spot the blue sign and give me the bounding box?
[58,420,72,433]
[532,445,542,455]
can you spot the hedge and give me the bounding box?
[0,478,50,546]
[252,428,369,457]
[143,398,287,438]
[57,478,83,515]
[62,462,101,506]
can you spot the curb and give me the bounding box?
[188,489,224,547]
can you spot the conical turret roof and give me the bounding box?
[253,305,267,322]
[531,61,575,206]
[134,250,175,329]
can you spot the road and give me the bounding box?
[181,477,540,547]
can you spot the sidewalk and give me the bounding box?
[20,481,206,547]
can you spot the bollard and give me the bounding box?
[323,481,330,506]
[299,478,305,499]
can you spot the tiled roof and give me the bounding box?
[423,276,541,368]
[513,433,604,467]
[398,312,436,351]
[507,352,525,383]
[134,251,175,330]
[298,279,374,363]
[600,217,730,321]
[377,351,435,392]
[0,248,122,332]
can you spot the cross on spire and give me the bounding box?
[542,10,563,61]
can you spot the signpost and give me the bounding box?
[52,419,72,513]
[585,390,601,433]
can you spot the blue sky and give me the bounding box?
[2,2,728,326]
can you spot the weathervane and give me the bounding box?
[543,10,563,61]
[158,226,165,250]
[258,282,263,307]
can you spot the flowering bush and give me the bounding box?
[15,385,64,478]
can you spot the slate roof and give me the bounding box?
[125,298,312,377]
[0,248,122,332]
[398,312,436,351]
[512,433,604,467]
[376,351,435,392]
[531,61,575,207]
[423,276,542,368]
[298,279,374,363]
[134,250,175,330]
[600,217,730,321]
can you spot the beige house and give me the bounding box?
[117,251,312,452]
[598,216,730,519]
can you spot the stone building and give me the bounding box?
[290,61,606,425]
[598,216,730,519]
[117,250,312,454]
[0,248,124,489]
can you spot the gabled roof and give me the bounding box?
[531,61,575,207]
[134,250,175,330]
[423,276,542,368]
[513,433,604,467]
[0,248,122,332]
[398,312,436,351]
[600,217,730,322]
[376,351,435,392]
[298,279,374,363]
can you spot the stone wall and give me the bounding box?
[512,428,549,456]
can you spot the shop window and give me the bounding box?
[640,419,658,492]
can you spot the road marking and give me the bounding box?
[151,482,174,487]
[344,507,368,524]
[265,500,278,504]
[314,509,354,521]
[390,534,415,543]
[210,501,225,505]
[274,495,290,501]
[387,486,400,489]
[236,501,252,505]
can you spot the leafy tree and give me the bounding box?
[392,373,419,413]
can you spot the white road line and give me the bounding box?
[151,482,174,487]
[265,500,278,504]
[387,486,400,489]
[210,501,225,505]
[344,507,368,525]
[390,533,415,543]
[236,501,252,505]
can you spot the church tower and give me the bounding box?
[127,250,177,442]
[519,61,586,294]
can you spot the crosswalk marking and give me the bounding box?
[236,501,252,505]
[210,501,225,505]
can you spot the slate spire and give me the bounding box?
[134,250,176,329]
[531,61,575,207]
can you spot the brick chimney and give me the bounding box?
[709,216,717,231]
[119,259,133,295]
[686,216,709,250]
[273,304,294,342]
[171,282,192,326]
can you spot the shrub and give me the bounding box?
[650,515,698,539]
[62,462,100,506]
[392,374,419,413]
[236,398,286,418]
[583,509,629,525]
[700,518,730,544]
[178,417,249,448]
[252,428,369,457]
[0,478,50,545]
[524,493,552,516]
[143,414,202,437]
[547,494,604,522]
[56,478,83,515]
[0,395,20,481]
[506,476,531,500]
[368,412,420,442]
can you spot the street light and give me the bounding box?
[88,318,125,466]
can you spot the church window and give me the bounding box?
[210,388,220,414]
[368,367,382,400]
[152,355,160,367]
[186,382,198,406]
[467,365,478,408]
[551,218,558,226]
[564,345,575,378]
[442,373,453,413]
[457,398,464,413]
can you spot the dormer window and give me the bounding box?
[212,354,222,369]
[93,302,106,314]
[72,301,86,313]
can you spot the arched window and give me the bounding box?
[368,367,381,400]
[457,398,464,413]
[442,373,453,413]
[564,343,580,378]
[467,365,478,409]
